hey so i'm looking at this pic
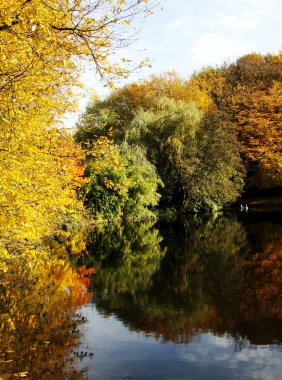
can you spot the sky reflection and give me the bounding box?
[75,304,282,380]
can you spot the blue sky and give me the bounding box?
[65,0,282,127]
[133,0,281,77]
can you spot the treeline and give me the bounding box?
[75,52,282,220]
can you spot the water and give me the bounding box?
[73,212,282,379]
[75,308,282,380]
[1,212,281,379]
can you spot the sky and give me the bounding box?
[64,0,282,127]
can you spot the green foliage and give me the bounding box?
[86,221,166,297]
[75,99,117,145]
[125,97,202,207]
[182,112,246,212]
[81,137,128,222]
[78,136,162,222]
[121,143,163,220]
[126,98,245,212]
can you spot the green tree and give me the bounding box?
[121,143,163,220]
[126,98,245,212]
[182,112,245,212]
[79,137,162,222]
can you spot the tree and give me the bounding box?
[0,0,158,93]
[126,98,245,212]
[181,112,245,212]
[75,70,217,152]
[192,52,282,190]
[79,137,162,222]
[0,0,158,257]
[230,81,282,188]
[103,71,215,134]
[81,136,130,221]
[121,143,162,220]
[0,126,85,252]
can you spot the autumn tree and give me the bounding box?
[0,0,158,257]
[98,71,214,136]
[220,53,282,189]
[77,50,282,215]
[233,81,282,188]
[192,52,282,190]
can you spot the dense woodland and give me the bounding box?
[76,52,282,220]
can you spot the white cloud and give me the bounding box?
[176,333,282,380]
[199,18,218,28]
[221,15,259,31]
[216,0,279,20]
[190,33,237,65]
[217,0,274,9]
[167,18,189,31]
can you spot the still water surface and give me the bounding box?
[73,212,282,380]
[1,212,281,379]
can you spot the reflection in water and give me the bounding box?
[87,221,166,299]
[75,213,282,379]
[89,214,282,346]
[238,216,282,344]
[1,213,281,379]
[0,254,92,379]
[75,306,282,380]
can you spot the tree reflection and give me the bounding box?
[237,219,282,344]
[87,221,166,312]
[0,253,92,379]
[90,214,282,346]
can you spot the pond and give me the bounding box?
[73,211,282,379]
[0,211,281,379]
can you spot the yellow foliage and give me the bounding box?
[0,0,157,256]
[0,250,93,378]
[0,125,85,251]
[233,81,282,187]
